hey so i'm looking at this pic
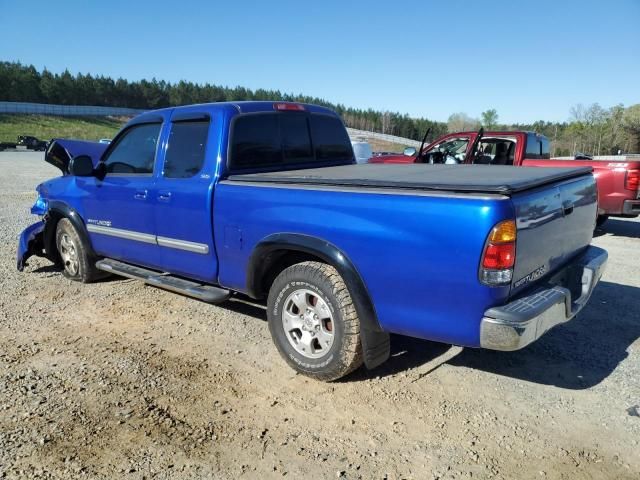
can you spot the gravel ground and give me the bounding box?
[1,152,639,480]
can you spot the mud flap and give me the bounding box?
[16,221,45,271]
[361,328,390,370]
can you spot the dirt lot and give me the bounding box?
[1,152,639,479]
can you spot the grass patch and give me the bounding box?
[0,114,411,154]
[0,115,126,143]
[366,138,411,153]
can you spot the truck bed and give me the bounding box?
[522,158,640,216]
[228,164,593,195]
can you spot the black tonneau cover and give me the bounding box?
[227,164,593,195]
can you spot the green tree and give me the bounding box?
[622,104,640,152]
[447,112,480,132]
[481,109,499,129]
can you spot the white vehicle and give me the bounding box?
[351,141,372,164]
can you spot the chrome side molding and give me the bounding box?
[87,224,209,254]
[87,224,156,244]
[157,236,209,254]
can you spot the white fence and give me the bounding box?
[1,103,424,147]
[0,101,146,117]
[347,128,421,147]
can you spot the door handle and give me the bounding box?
[158,191,172,202]
[134,189,148,200]
[562,202,574,216]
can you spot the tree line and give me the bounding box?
[452,105,640,156]
[1,61,638,154]
[0,62,448,141]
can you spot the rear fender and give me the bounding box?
[247,233,390,370]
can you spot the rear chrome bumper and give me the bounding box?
[480,246,607,351]
[622,199,640,216]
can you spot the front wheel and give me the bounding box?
[267,261,363,381]
[55,218,102,283]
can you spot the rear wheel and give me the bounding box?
[55,218,101,283]
[267,261,363,381]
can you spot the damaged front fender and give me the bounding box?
[17,221,45,271]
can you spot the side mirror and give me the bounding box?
[403,147,417,156]
[69,155,94,176]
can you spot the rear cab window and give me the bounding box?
[526,133,551,160]
[309,114,353,161]
[229,112,354,171]
[540,137,550,159]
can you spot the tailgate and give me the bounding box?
[510,174,597,296]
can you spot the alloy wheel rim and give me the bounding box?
[59,233,79,275]
[281,288,334,359]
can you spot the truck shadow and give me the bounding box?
[31,264,127,284]
[222,296,268,320]
[170,283,637,390]
[595,218,640,239]
[31,264,63,275]
[353,281,639,389]
[346,337,453,382]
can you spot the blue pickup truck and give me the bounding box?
[17,101,607,381]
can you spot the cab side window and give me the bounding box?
[103,123,161,175]
[526,133,550,159]
[425,138,469,164]
[474,139,516,165]
[163,120,209,178]
[540,137,551,159]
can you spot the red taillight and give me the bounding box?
[482,243,516,269]
[480,220,517,286]
[625,169,639,191]
[273,102,305,112]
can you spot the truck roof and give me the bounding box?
[444,131,539,137]
[126,101,339,127]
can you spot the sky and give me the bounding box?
[1,0,639,124]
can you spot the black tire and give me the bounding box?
[55,218,101,283]
[596,215,609,227]
[267,261,363,381]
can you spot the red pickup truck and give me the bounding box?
[369,130,640,225]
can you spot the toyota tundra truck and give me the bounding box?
[17,102,607,381]
[370,130,640,226]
